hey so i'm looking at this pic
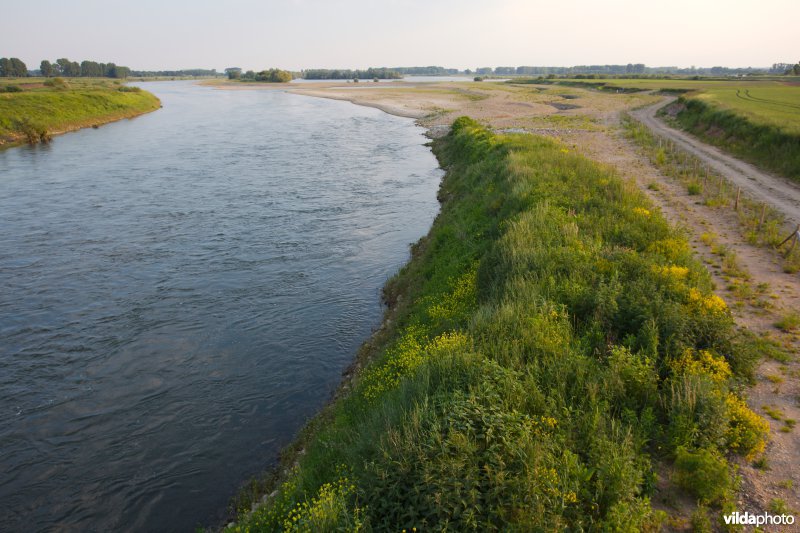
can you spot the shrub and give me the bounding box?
[775,312,800,332]
[4,84,22,93]
[43,77,68,89]
[724,394,769,459]
[673,447,732,504]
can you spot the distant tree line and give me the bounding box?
[390,66,459,76]
[226,67,293,82]
[302,68,402,80]
[775,61,800,75]
[130,68,219,77]
[38,58,131,78]
[0,57,28,77]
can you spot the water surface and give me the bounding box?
[0,81,441,531]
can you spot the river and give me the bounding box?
[0,81,441,531]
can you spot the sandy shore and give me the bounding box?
[203,78,661,137]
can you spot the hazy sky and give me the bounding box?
[3,0,797,71]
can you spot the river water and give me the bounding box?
[0,81,441,531]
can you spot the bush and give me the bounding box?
[725,394,769,459]
[4,84,22,93]
[673,447,732,504]
[117,85,141,92]
[43,77,68,89]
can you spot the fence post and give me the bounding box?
[734,187,741,211]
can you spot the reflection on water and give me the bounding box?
[0,81,441,531]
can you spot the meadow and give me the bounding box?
[227,118,768,531]
[664,85,800,181]
[0,77,160,145]
[511,76,800,180]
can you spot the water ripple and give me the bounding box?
[0,81,442,532]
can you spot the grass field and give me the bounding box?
[0,77,160,145]
[512,76,800,179]
[226,119,768,531]
[691,85,800,135]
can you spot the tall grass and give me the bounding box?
[229,118,768,531]
[664,96,800,181]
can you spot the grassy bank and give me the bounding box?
[0,78,160,146]
[661,94,800,182]
[229,118,768,531]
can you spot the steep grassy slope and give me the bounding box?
[230,118,767,531]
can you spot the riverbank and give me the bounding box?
[0,78,160,147]
[224,118,769,530]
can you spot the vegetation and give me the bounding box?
[0,57,28,77]
[302,68,401,80]
[663,91,800,181]
[227,118,767,530]
[230,68,294,83]
[130,68,218,78]
[391,66,459,76]
[36,57,131,78]
[622,114,800,273]
[0,78,160,146]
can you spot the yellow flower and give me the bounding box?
[671,348,732,382]
[632,207,651,217]
[653,264,689,280]
[689,288,728,314]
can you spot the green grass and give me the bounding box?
[0,77,160,145]
[512,76,800,180]
[227,118,768,531]
[693,86,800,135]
[664,93,800,181]
[622,113,800,273]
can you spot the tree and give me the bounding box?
[109,65,130,78]
[9,57,27,76]
[255,68,292,82]
[0,58,11,77]
[225,67,242,80]
[41,60,53,77]
[81,60,102,77]
[56,58,75,76]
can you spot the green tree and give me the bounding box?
[56,58,75,76]
[0,58,10,77]
[225,67,242,80]
[80,60,102,77]
[9,57,27,76]
[40,60,53,77]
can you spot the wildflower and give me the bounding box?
[671,348,732,382]
[688,288,728,314]
[632,207,651,217]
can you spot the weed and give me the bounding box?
[774,312,800,332]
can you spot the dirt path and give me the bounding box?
[631,99,800,225]
[583,113,800,524]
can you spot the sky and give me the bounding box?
[2,0,798,71]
